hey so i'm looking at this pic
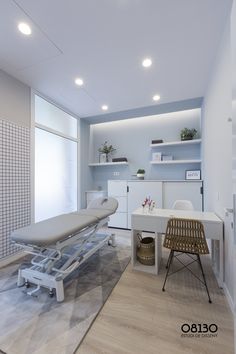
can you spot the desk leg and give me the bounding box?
[131,229,140,268]
[219,237,224,286]
[156,233,162,271]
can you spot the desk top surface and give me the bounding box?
[132,208,222,224]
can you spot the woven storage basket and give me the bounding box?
[137,236,155,266]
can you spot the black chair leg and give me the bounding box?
[162,250,174,292]
[166,251,172,269]
[197,254,212,303]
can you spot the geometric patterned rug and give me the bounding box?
[0,234,130,354]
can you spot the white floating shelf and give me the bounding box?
[88,162,129,166]
[150,159,201,165]
[150,139,201,148]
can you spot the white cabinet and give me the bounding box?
[108,180,127,228]
[163,181,203,211]
[127,181,163,229]
[108,180,203,229]
[86,190,106,207]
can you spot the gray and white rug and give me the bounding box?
[0,233,130,354]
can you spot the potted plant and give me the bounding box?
[180,128,197,141]
[98,141,116,163]
[137,169,145,180]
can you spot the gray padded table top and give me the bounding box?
[11,197,118,247]
[11,213,98,247]
[74,208,112,219]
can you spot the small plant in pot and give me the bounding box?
[98,141,116,162]
[137,169,145,180]
[180,128,197,141]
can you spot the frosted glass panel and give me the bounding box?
[35,128,77,222]
[35,95,77,138]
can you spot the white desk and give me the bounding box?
[131,208,223,284]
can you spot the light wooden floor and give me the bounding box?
[76,229,234,354]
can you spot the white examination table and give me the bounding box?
[11,197,118,302]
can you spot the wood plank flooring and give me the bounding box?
[76,229,234,354]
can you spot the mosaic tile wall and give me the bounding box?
[0,119,31,259]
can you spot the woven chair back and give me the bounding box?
[163,218,209,255]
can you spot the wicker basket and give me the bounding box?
[137,236,155,266]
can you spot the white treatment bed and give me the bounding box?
[11,197,118,302]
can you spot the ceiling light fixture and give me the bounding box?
[75,78,84,86]
[142,58,152,68]
[153,94,161,102]
[101,105,108,111]
[18,22,32,35]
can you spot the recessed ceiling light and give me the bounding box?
[142,58,152,68]
[18,22,32,35]
[75,78,84,86]
[101,105,108,111]
[153,94,161,102]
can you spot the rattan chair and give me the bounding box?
[162,218,212,303]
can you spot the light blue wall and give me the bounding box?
[79,119,93,207]
[90,108,201,191]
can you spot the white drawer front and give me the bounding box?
[109,212,127,228]
[108,180,127,196]
[115,196,127,212]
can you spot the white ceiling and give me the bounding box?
[0,0,232,119]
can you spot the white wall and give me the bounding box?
[0,69,30,126]
[202,16,233,298]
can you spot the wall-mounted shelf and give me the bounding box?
[150,138,201,148]
[88,162,129,167]
[150,159,201,165]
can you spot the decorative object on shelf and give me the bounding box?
[137,168,145,179]
[112,157,128,162]
[99,153,107,163]
[98,141,116,162]
[151,139,163,144]
[162,155,173,161]
[137,233,155,266]
[185,169,201,180]
[180,128,197,141]
[152,152,162,161]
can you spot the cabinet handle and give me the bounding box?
[127,186,129,193]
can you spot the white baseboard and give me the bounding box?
[0,251,24,268]
[223,283,235,315]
